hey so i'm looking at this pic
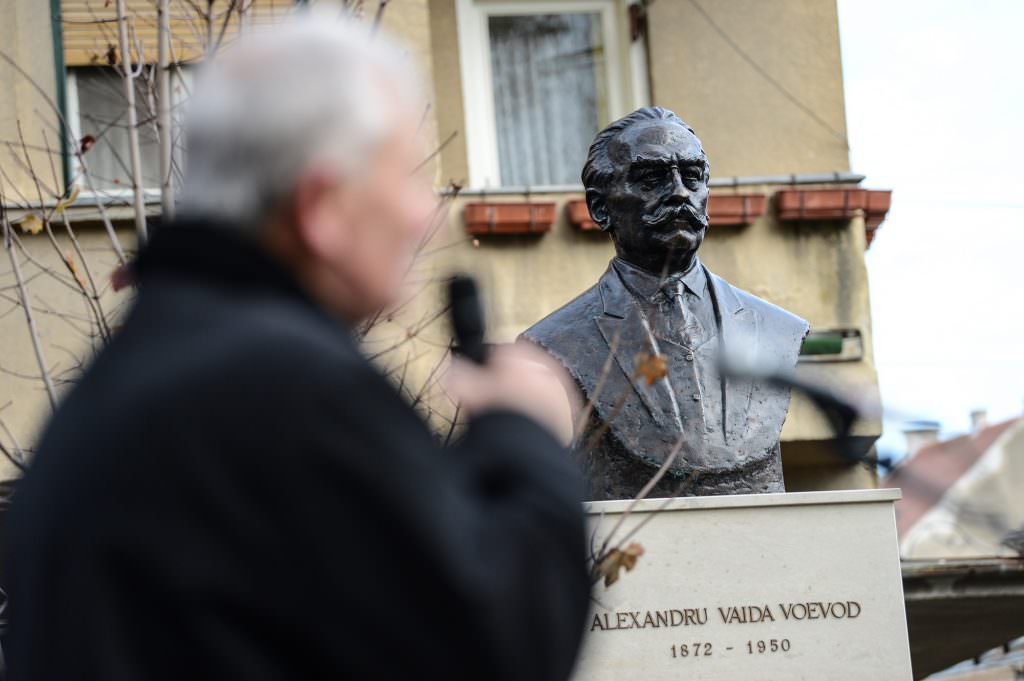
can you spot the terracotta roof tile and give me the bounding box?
[883,418,1021,536]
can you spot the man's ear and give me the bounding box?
[585,188,610,232]
[292,168,347,258]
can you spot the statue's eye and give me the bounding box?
[638,173,662,189]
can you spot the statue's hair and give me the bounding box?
[581,106,708,195]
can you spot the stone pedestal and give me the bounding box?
[575,489,912,680]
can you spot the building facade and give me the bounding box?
[0,0,888,491]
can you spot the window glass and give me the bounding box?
[488,12,609,187]
[74,66,160,191]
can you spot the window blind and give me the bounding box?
[61,0,296,67]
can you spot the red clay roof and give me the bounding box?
[883,418,1021,536]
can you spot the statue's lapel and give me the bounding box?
[706,268,759,443]
[593,271,668,427]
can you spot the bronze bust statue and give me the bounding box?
[521,107,809,500]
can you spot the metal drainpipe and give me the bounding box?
[49,0,71,195]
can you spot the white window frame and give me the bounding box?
[455,0,650,190]
[65,67,190,202]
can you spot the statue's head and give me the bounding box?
[582,107,710,274]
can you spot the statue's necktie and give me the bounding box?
[662,280,700,349]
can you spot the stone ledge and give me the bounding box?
[584,487,901,514]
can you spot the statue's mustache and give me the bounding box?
[641,203,709,230]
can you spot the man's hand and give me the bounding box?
[446,343,576,445]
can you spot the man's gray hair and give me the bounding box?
[178,13,421,228]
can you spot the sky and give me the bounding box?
[836,0,1024,459]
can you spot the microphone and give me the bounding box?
[448,275,488,365]
[719,355,869,468]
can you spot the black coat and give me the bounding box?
[4,222,590,681]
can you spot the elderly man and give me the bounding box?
[522,107,809,501]
[5,17,587,681]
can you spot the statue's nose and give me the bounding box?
[666,167,689,204]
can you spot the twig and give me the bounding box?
[16,124,111,342]
[213,1,242,54]
[61,212,111,341]
[116,0,149,243]
[1,187,58,411]
[0,51,127,264]
[157,0,175,219]
[443,403,461,446]
[410,347,451,411]
[573,328,622,445]
[579,383,631,464]
[0,413,28,473]
[412,130,458,174]
[596,433,689,558]
[205,0,215,56]
[370,0,390,35]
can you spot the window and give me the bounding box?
[66,66,190,196]
[489,13,607,186]
[456,0,649,189]
[57,0,292,198]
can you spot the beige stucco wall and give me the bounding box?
[426,0,469,185]
[374,0,442,177]
[426,0,851,184]
[646,0,850,178]
[0,1,62,203]
[1,0,875,491]
[0,0,440,467]
[0,222,135,481]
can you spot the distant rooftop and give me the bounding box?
[883,417,1022,537]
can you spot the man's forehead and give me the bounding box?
[608,120,703,165]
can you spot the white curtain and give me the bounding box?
[489,13,607,187]
[75,67,161,191]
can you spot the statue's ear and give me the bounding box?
[585,188,610,232]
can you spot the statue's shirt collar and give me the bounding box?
[611,257,706,302]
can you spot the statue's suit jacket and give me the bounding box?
[521,262,809,500]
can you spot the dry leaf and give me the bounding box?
[595,543,645,587]
[55,185,80,214]
[18,214,44,235]
[80,135,96,155]
[63,252,89,290]
[634,352,667,385]
[111,263,135,292]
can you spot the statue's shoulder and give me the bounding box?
[741,288,810,340]
[519,281,604,353]
[711,272,810,345]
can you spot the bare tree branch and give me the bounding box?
[0,406,28,473]
[157,0,175,219]
[1,187,58,411]
[116,0,149,243]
